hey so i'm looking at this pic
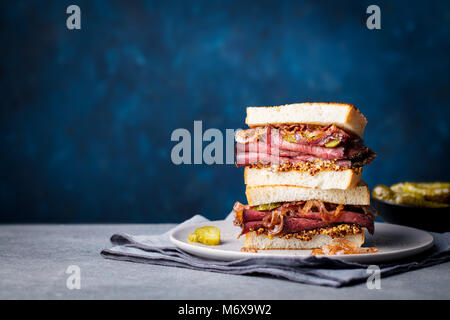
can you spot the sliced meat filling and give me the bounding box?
[235,125,375,172]
[232,201,376,237]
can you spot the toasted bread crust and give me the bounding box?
[245,182,370,206]
[245,103,367,137]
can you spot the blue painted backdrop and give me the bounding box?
[1,0,449,223]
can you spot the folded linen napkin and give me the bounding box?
[101,214,450,287]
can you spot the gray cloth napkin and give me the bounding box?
[101,214,450,287]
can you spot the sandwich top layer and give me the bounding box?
[245,103,367,137]
[245,183,371,206]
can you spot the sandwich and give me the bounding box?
[235,103,375,189]
[232,103,376,251]
[233,183,375,249]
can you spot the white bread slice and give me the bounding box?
[246,103,367,137]
[245,182,370,206]
[244,231,364,250]
[244,167,362,190]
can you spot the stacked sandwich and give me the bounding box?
[232,103,376,250]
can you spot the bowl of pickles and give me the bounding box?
[372,182,450,232]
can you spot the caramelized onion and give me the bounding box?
[232,202,246,226]
[312,238,378,255]
[276,124,349,146]
[234,127,267,144]
[262,210,285,235]
[300,200,314,215]
[320,203,345,222]
[297,200,346,223]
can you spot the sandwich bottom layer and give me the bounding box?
[244,226,364,250]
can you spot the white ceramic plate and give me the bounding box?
[170,220,434,263]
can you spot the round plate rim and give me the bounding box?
[170,220,434,263]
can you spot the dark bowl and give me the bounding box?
[372,198,450,233]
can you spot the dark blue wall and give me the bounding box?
[1,0,449,223]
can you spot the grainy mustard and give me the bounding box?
[253,224,362,242]
[249,161,362,176]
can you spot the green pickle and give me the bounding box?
[372,185,395,201]
[302,131,320,140]
[391,182,450,203]
[373,182,450,207]
[254,202,283,211]
[394,192,449,208]
[415,182,450,189]
[188,226,220,245]
[390,183,407,193]
[283,135,297,143]
[403,183,450,202]
[188,233,198,242]
[324,139,341,148]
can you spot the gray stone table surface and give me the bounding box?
[0,224,449,300]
